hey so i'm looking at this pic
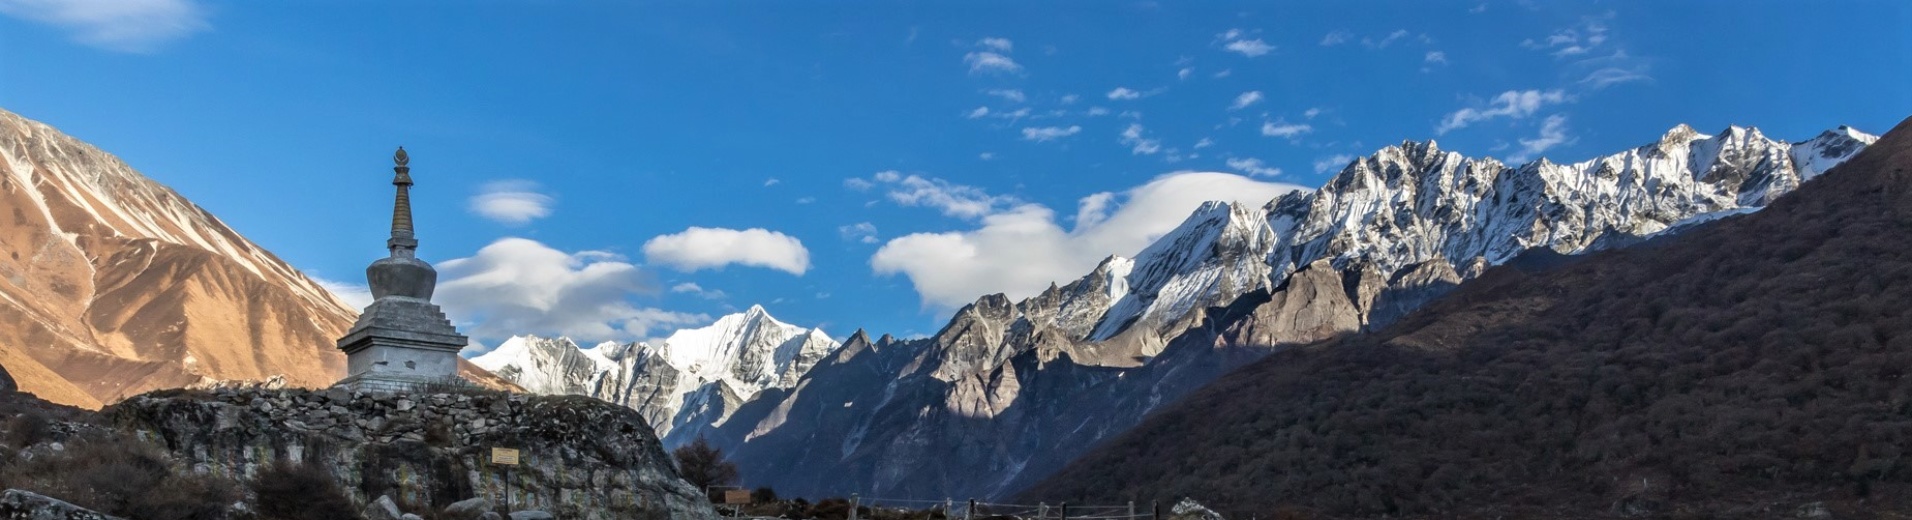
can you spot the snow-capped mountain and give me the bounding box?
[0,108,514,408]
[699,123,1877,501]
[472,305,839,441]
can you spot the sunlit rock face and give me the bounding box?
[0,109,516,409]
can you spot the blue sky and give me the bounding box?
[2,1,1907,350]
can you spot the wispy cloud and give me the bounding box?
[977,37,1013,52]
[1217,28,1275,57]
[1320,30,1352,46]
[1226,157,1283,177]
[671,282,727,300]
[1580,66,1650,89]
[1425,51,1448,65]
[1119,123,1162,155]
[1229,90,1264,110]
[0,0,208,53]
[1107,87,1143,100]
[1261,121,1313,139]
[1436,89,1569,134]
[1523,15,1613,59]
[964,51,1022,74]
[469,180,555,225]
[1022,125,1083,142]
[1363,29,1411,49]
[1507,114,1574,163]
[855,170,1019,218]
[985,88,1026,103]
[1313,154,1356,174]
[839,222,880,244]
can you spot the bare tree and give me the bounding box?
[672,435,739,497]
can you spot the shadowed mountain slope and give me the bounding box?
[1019,115,1912,518]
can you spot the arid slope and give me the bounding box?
[0,108,509,407]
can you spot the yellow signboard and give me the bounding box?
[723,490,752,505]
[491,447,521,466]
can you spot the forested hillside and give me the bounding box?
[1019,116,1912,519]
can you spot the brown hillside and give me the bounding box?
[1019,115,1912,519]
[0,108,512,408]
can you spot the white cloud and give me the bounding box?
[1436,89,1569,134]
[671,282,727,300]
[1525,16,1614,59]
[1425,51,1448,64]
[0,0,208,53]
[1313,154,1356,174]
[642,227,811,275]
[964,51,1022,74]
[1226,157,1283,177]
[1178,67,1193,80]
[1363,29,1410,49]
[437,237,708,343]
[977,37,1013,52]
[986,88,1026,103]
[1320,30,1351,46]
[1021,125,1083,142]
[1086,107,1111,116]
[1581,65,1651,89]
[839,222,880,244]
[1193,137,1215,149]
[1106,87,1142,100]
[468,180,555,225]
[844,177,875,191]
[1119,123,1162,155]
[1212,69,1233,78]
[979,152,995,160]
[795,196,816,204]
[763,178,781,187]
[871,172,1310,308]
[1261,121,1313,138]
[1507,114,1574,163]
[313,276,373,310]
[1059,94,1080,104]
[855,171,1017,218]
[966,106,990,119]
[1229,90,1264,110]
[1303,107,1323,119]
[1223,38,1274,57]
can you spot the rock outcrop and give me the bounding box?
[106,387,717,520]
[0,490,122,520]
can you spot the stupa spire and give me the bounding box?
[388,146,418,258]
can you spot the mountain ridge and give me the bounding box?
[0,107,511,408]
[1017,114,1912,517]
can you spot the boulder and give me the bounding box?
[0,489,124,520]
[508,512,555,520]
[443,498,493,520]
[364,495,403,520]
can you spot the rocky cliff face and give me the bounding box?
[707,124,1878,501]
[0,108,511,408]
[107,387,717,520]
[472,305,839,442]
